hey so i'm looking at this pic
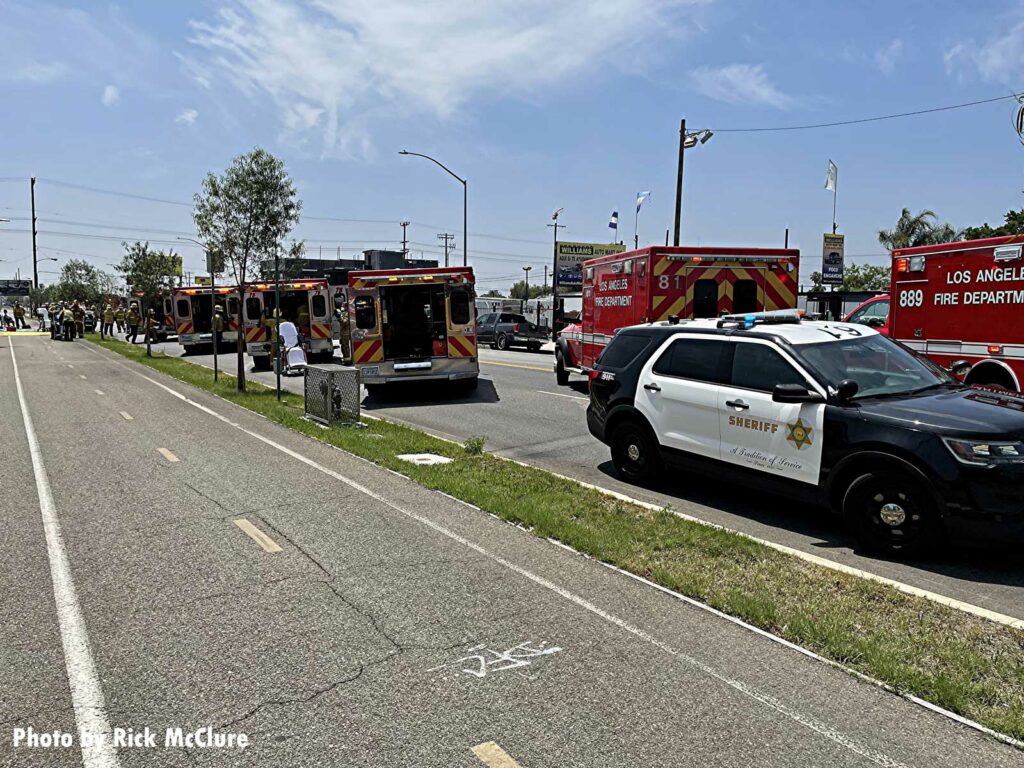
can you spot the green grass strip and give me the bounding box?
[93,336,1024,742]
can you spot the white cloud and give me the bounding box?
[3,60,67,84]
[874,39,903,76]
[101,84,120,106]
[184,0,705,159]
[689,63,794,109]
[946,21,1024,83]
[175,108,199,126]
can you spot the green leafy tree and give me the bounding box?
[53,258,114,304]
[960,208,1024,240]
[256,240,307,281]
[193,148,302,390]
[115,241,179,308]
[480,289,504,298]
[509,281,553,300]
[878,208,957,250]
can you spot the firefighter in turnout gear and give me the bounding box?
[126,302,142,344]
[73,302,85,338]
[61,304,76,341]
[13,301,27,329]
[214,304,225,347]
[114,303,126,333]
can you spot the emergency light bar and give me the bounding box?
[716,308,804,329]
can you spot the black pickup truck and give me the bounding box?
[476,311,547,352]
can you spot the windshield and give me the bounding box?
[796,334,954,399]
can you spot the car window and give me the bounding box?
[450,290,471,325]
[730,343,809,392]
[651,338,732,384]
[175,298,190,317]
[311,295,327,318]
[354,296,377,329]
[597,334,651,369]
[477,313,494,325]
[498,314,515,323]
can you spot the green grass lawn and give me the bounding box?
[93,335,1024,743]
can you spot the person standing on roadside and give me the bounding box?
[126,302,142,344]
[73,301,85,338]
[61,304,76,341]
[114,303,126,333]
[102,303,115,336]
[12,301,26,329]
[36,304,49,332]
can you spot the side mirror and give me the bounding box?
[772,383,824,403]
[948,359,972,377]
[836,379,860,402]
[867,317,886,328]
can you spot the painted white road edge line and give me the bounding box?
[10,340,120,768]
[82,341,1024,752]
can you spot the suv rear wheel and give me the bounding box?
[610,420,662,483]
[495,333,509,351]
[842,470,938,557]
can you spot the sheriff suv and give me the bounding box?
[587,311,1024,556]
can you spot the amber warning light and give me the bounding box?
[895,258,909,273]
[988,345,1004,355]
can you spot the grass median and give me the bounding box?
[93,335,1024,743]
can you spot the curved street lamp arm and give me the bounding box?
[398,150,466,185]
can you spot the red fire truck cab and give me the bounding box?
[555,245,800,385]
[889,235,1024,391]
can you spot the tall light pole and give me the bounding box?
[672,120,713,247]
[178,236,219,383]
[547,208,563,342]
[30,177,38,293]
[522,265,531,295]
[398,150,467,267]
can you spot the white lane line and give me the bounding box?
[79,374,87,380]
[119,411,133,421]
[67,364,74,369]
[537,389,587,401]
[157,448,179,463]
[94,390,105,396]
[8,340,120,768]
[107,359,906,767]
[233,518,283,553]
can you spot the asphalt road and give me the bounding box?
[134,335,1024,623]
[3,332,1022,767]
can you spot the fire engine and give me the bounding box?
[171,285,240,354]
[347,266,478,391]
[555,245,800,385]
[889,234,1024,391]
[241,279,335,369]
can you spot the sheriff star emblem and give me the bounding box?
[785,418,813,450]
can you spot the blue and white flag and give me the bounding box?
[609,210,618,233]
[636,191,650,213]
[824,160,837,192]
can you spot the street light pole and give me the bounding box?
[274,248,282,401]
[672,120,713,247]
[398,150,467,266]
[547,209,563,342]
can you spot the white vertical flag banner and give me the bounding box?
[609,210,618,235]
[636,191,651,213]
[824,160,837,191]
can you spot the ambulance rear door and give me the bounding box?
[685,263,765,318]
[445,280,477,361]
[242,288,268,351]
[349,284,384,372]
[307,283,333,353]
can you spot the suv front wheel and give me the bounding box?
[841,470,939,557]
[610,420,662,483]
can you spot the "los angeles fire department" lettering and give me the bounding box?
[596,277,632,307]
[932,266,1024,306]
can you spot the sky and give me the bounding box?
[1,0,1023,294]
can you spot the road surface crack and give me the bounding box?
[217,666,365,730]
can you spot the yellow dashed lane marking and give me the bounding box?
[157,448,179,463]
[233,518,282,553]
[472,742,522,768]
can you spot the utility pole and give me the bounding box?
[547,209,563,342]
[673,118,686,247]
[437,232,454,267]
[543,265,548,293]
[30,177,38,299]
[400,221,410,256]
[522,265,531,294]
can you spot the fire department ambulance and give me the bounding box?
[241,279,334,369]
[172,285,240,354]
[890,235,1024,391]
[555,245,799,385]
[347,266,478,391]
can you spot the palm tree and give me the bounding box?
[878,208,958,250]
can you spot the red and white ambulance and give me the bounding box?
[888,235,1024,391]
[241,279,334,369]
[171,285,240,354]
[347,266,478,391]
[555,245,800,385]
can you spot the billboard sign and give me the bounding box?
[821,233,845,286]
[555,241,625,293]
[0,279,32,297]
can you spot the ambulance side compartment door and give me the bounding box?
[349,288,384,365]
[717,338,825,486]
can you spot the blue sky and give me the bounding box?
[1,0,1023,293]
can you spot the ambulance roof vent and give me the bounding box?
[716,308,804,330]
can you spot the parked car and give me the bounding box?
[476,312,547,352]
[843,294,890,334]
[586,310,1024,557]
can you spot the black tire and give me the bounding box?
[609,420,662,483]
[555,349,569,386]
[496,333,509,351]
[842,470,939,557]
[253,356,273,371]
[528,342,541,353]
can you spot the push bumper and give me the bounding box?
[940,465,1024,545]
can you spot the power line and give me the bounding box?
[712,92,1023,133]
